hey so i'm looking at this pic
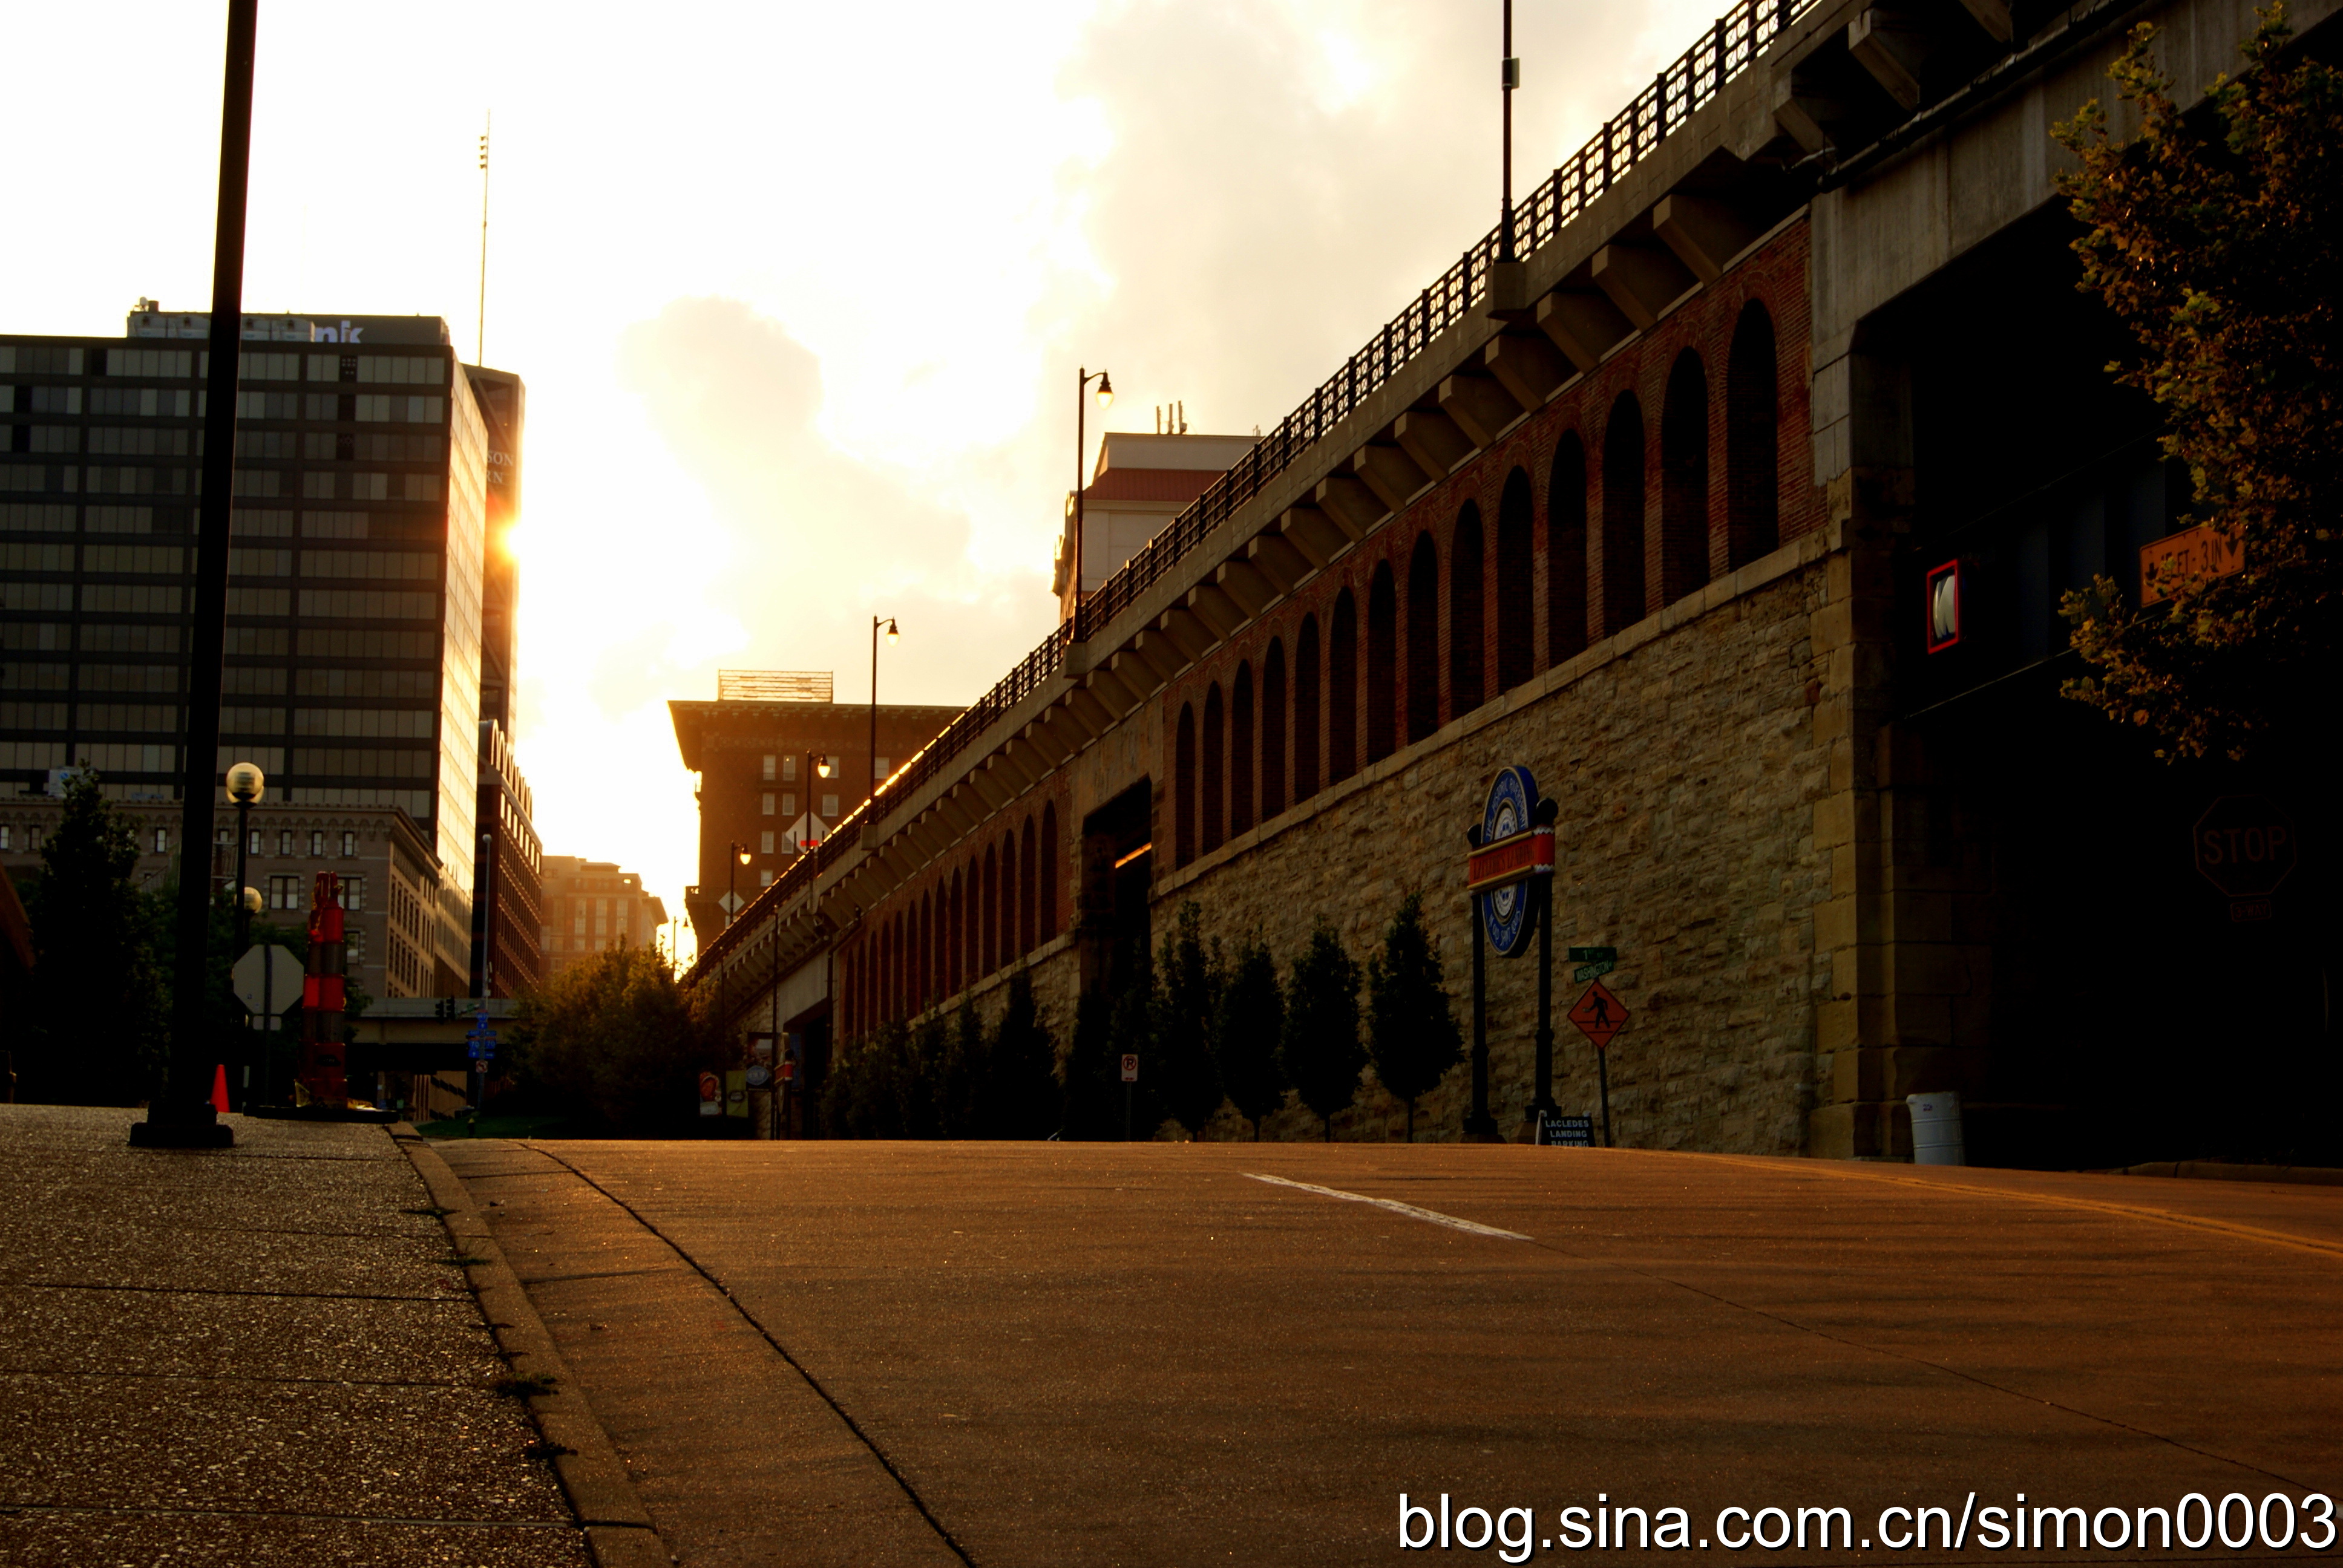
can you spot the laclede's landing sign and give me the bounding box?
[1467,765,1554,958]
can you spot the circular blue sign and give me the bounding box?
[1479,765,1539,958]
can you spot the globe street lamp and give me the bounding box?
[1071,367,1113,623]
[225,761,264,957]
[868,616,897,809]
[726,841,752,930]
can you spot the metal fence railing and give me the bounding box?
[689,0,1812,987]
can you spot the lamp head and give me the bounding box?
[225,761,266,805]
[816,756,833,779]
[735,845,753,867]
[1095,370,1113,410]
[241,886,263,914]
[885,619,900,645]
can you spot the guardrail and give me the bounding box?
[690,0,1810,987]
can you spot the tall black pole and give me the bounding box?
[1073,368,1086,624]
[138,0,257,1149]
[1499,0,1516,261]
[1464,887,1499,1140]
[1532,878,1555,1121]
[231,800,252,956]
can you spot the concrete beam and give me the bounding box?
[933,788,978,836]
[1592,244,1695,330]
[1105,650,1162,702]
[1956,0,2011,41]
[1083,667,1142,718]
[903,815,951,859]
[1392,408,1476,476]
[1437,372,1527,449]
[1482,332,1568,411]
[1215,558,1280,618]
[1155,605,1218,663]
[1653,194,1757,286]
[964,765,1012,811]
[1019,717,1072,767]
[1185,582,1248,642]
[1534,290,1634,373]
[1769,73,1854,156]
[1246,530,1315,591]
[1348,442,1431,515]
[1312,474,1386,537]
[1277,505,1354,567]
[1848,8,1928,113]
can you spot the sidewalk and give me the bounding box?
[0,1104,597,1566]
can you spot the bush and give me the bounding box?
[1214,936,1286,1139]
[1367,892,1464,1142]
[1280,918,1363,1140]
[505,946,732,1137]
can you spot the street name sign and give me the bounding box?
[1566,947,1616,964]
[1568,980,1629,1050]
[1573,960,1614,983]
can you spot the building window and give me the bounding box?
[760,831,775,855]
[872,755,890,780]
[782,756,797,781]
[759,870,774,886]
[307,829,323,856]
[25,827,39,852]
[345,927,365,964]
[341,875,365,911]
[761,792,775,816]
[249,829,262,855]
[821,793,838,819]
[341,830,356,857]
[153,828,169,854]
[215,828,231,851]
[267,874,301,910]
[761,754,776,781]
[0,826,10,851]
[279,829,295,856]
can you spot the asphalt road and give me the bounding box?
[438,1140,2343,1567]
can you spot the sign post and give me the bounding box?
[2192,795,2296,923]
[1463,765,1556,1140]
[231,943,303,1110]
[1120,1053,1139,1142]
[1566,978,1628,1147]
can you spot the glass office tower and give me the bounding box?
[0,310,499,989]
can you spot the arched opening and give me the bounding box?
[1496,469,1533,692]
[1328,594,1358,782]
[1661,350,1711,603]
[965,856,980,981]
[1367,563,1398,762]
[1450,506,1486,715]
[998,828,1018,967]
[1174,702,1197,867]
[981,843,998,975]
[1039,800,1059,941]
[1230,662,1255,838]
[1406,535,1441,743]
[946,867,963,996]
[1201,682,1226,855]
[1726,300,1780,567]
[885,913,899,1023]
[1601,393,1647,636]
[1293,619,1319,802]
[1548,434,1588,662]
[1017,817,1035,956]
[1261,639,1287,820]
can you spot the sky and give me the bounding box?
[8,0,1723,964]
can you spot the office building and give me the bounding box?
[1054,431,1259,621]
[669,669,960,950]
[0,306,538,995]
[539,855,668,982]
[473,718,542,998]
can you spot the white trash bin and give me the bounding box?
[1907,1090,1965,1166]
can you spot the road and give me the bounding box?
[437,1140,2343,1567]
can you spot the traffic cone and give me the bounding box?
[210,1063,232,1115]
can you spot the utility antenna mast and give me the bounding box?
[476,113,490,364]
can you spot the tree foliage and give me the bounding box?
[506,944,732,1136]
[1279,918,1363,1140]
[18,774,167,1105]
[1213,935,1286,1138]
[2054,8,2343,760]
[1152,900,1224,1138]
[1366,891,1463,1142]
[822,971,1062,1138]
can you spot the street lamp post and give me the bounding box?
[226,762,264,958]
[1071,367,1113,624]
[1499,0,1518,261]
[868,615,897,809]
[725,842,750,930]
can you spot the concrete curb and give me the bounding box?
[391,1125,672,1568]
[2114,1159,2343,1188]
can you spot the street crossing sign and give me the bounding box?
[1567,980,1628,1050]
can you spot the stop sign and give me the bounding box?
[2192,795,2298,898]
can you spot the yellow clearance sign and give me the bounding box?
[2139,523,2244,605]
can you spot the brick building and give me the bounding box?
[539,855,669,984]
[473,718,542,997]
[669,670,959,951]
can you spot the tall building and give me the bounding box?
[1054,431,1258,622]
[0,307,532,995]
[473,718,542,997]
[669,670,960,951]
[539,855,668,983]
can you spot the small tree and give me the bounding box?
[21,774,167,1105]
[1279,918,1363,1140]
[506,945,732,1136]
[1366,892,1463,1142]
[986,969,1060,1138]
[1152,900,1224,1138]
[1213,936,1286,1139]
[2053,11,2343,761]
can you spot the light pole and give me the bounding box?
[726,841,751,930]
[226,762,264,958]
[1071,367,1113,623]
[868,615,898,809]
[1499,0,1518,261]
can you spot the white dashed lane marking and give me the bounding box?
[1244,1172,1532,1241]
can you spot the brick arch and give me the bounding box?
[1201,682,1226,854]
[1017,814,1035,956]
[1260,639,1286,819]
[1548,432,1588,663]
[1367,562,1398,762]
[1495,468,1534,693]
[1039,799,1059,941]
[981,842,998,973]
[1449,504,1485,716]
[1294,615,1322,800]
[1726,299,1781,568]
[1174,701,1198,866]
[1328,592,1358,783]
[1600,393,1647,635]
[1661,349,1711,604]
[1230,661,1255,837]
[997,826,1018,968]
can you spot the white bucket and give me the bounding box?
[1907,1091,1965,1166]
